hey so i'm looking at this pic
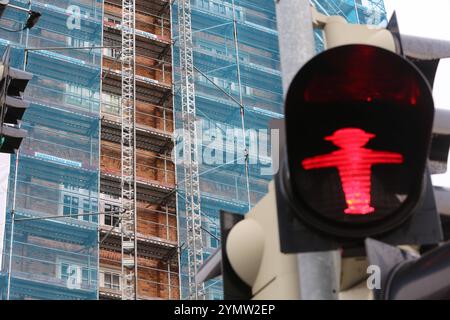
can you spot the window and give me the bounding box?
[108,47,117,58]
[60,263,70,281]
[208,77,253,96]
[103,47,120,58]
[206,1,243,19]
[235,8,244,21]
[104,203,121,227]
[66,37,90,48]
[102,92,121,115]
[103,38,121,58]
[196,73,208,85]
[63,195,79,217]
[63,183,79,191]
[208,223,220,248]
[62,189,97,223]
[103,271,121,290]
[60,262,94,288]
[101,192,120,201]
[83,199,91,222]
[196,0,209,10]
[212,77,228,90]
[82,268,89,286]
[105,15,121,25]
[196,39,229,57]
[65,84,93,108]
[91,203,98,223]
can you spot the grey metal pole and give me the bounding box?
[6,150,19,300]
[7,2,31,299]
[275,0,316,94]
[275,0,341,300]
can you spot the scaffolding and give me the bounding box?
[172,0,282,299]
[0,0,179,301]
[177,0,205,300]
[311,0,387,24]
[100,0,179,300]
[120,0,138,300]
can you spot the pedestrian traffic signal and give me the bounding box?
[0,46,32,154]
[301,127,404,215]
[276,44,442,252]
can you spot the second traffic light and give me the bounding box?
[0,46,32,154]
[276,44,442,253]
[0,1,8,20]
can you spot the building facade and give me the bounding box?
[0,0,179,300]
[99,0,178,300]
[0,0,102,300]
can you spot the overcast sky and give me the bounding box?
[384,1,450,187]
[384,0,450,110]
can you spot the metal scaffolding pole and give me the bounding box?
[231,0,251,212]
[121,0,138,300]
[177,0,205,300]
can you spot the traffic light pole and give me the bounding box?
[6,4,31,298]
[275,0,340,300]
[275,0,316,94]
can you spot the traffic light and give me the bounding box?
[217,211,252,300]
[0,46,32,154]
[365,238,450,300]
[0,1,8,20]
[196,182,301,300]
[276,44,442,253]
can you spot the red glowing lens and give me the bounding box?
[302,128,404,215]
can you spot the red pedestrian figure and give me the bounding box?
[302,128,403,215]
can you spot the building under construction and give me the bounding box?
[172,0,387,300]
[0,0,386,300]
[0,0,178,300]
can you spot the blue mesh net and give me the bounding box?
[0,0,102,300]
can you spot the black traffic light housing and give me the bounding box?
[219,210,252,300]
[0,124,26,153]
[276,44,442,253]
[0,1,8,19]
[0,45,32,154]
[196,210,253,300]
